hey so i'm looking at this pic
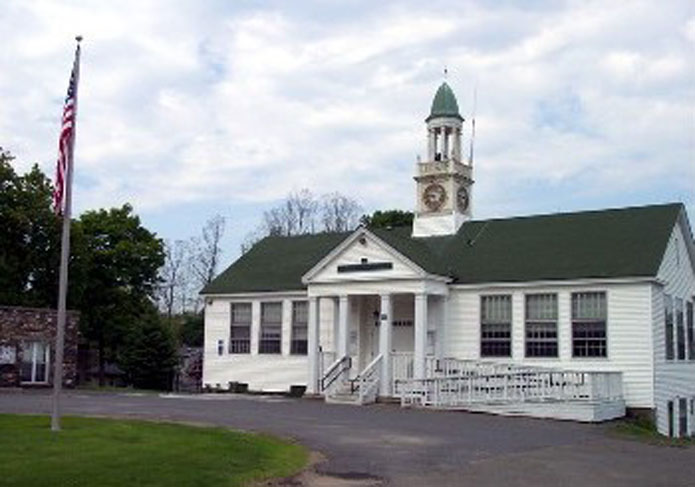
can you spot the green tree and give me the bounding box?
[118,305,178,390]
[78,204,165,385]
[360,209,414,228]
[0,147,85,308]
[179,312,204,347]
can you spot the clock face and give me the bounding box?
[457,186,470,212]
[423,183,447,211]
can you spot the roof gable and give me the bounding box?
[303,228,430,284]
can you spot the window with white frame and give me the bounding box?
[480,295,512,357]
[676,298,686,360]
[260,302,282,354]
[571,292,607,358]
[20,341,49,383]
[687,301,694,361]
[217,339,224,356]
[230,303,252,354]
[291,301,308,355]
[525,293,558,358]
[665,294,674,360]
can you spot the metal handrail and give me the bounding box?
[320,355,351,392]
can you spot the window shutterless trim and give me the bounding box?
[480,295,512,358]
[571,291,608,359]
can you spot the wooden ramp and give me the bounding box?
[396,358,626,422]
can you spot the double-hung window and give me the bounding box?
[290,301,308,355]
[676,298,686,360]
[571,292,607,358]
[525,294,558,358]
[20,341,49,383]
[230,303,252,354]
[260,302,282,354]
[480,295,512,357]
[665,295,674,360]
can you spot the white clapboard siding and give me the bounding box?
[203,294,311,391]
[653,222,695,436]
[310,232,421,283]
[445,282,655,408]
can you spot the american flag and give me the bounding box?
[52,44,80,215]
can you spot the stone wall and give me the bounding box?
[0,306,79,387]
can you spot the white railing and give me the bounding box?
[353,354,383,405]
[400,370,624,408]
[319,350,337,381]
[392,352,414,394]
[321,355,351,395]
[428,357,551,378]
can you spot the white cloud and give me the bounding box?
[0,0,692,257]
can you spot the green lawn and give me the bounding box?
[0,415,308,487]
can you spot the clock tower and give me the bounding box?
[412,81,474,237]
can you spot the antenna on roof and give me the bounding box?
[443,65,448,80]
[468,83,477,166]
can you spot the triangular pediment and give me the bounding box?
[302,228,428,284]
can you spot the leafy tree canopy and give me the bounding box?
[0,147,86,307]
[360,209,414,229]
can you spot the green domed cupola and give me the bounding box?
[426,82,464,122]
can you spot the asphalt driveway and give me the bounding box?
[0,390,693,486]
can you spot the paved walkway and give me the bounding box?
[0,390,693,486]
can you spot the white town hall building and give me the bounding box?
[202,82,695,438]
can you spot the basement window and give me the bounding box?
[480,295,512,357]
[571,292,607,358]
[525,294,558,358]
[679,398,688,438]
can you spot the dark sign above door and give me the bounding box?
[337,262,393,273]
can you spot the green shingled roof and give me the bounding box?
[426,82,463,122]
[202,232,349,294]
[201,203,683,294]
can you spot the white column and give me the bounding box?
[250,300,261,356]
[414,293,428,379]
[427,128,435,161]
[281,299,292,356]
[307,297,320,394]
[436,296,448,358]
[379,293,393,396]
[338,295,349,358]
[441,127,449,160]
[453,128,461,161]
[332,297,340,353]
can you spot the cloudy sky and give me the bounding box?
[1,0,693,266]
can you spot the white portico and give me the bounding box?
[302,226,450,400]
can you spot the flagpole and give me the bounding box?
[51,35,82,432]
